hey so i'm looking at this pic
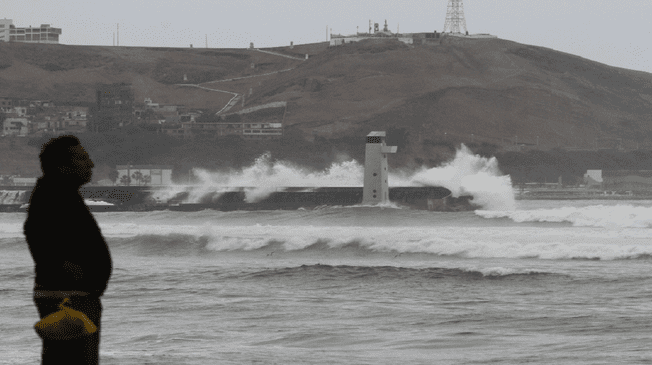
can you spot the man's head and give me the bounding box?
[39,135,94,186]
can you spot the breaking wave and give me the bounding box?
[399,144,515,210]
[103,223,652,260]
[244,264,556,280]
[151,145,514,210]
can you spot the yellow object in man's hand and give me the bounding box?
[34,298,97,340]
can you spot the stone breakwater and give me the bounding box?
[0,186,477,212]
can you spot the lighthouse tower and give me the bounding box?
[363,131,397,205]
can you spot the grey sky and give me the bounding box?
[3,0,651,73]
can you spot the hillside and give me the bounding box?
[0,42,303,109]
[1,36,652,181]
[249,37,652,150]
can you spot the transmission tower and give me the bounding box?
[443,0,468,34]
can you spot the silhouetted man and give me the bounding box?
[24,135,112,364]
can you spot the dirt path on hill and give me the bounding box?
[175,67,297,115]
[253,49,306,61]
[200,67,295,85]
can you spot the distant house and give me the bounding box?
[0,105,27,115]
[144,98,159,108]
[2,117,29,136]
[0,97,14,111]
[61,106,88,131]
[584,170,603,188]
[144,98,178,113]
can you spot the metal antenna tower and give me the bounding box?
[443,0,468,34]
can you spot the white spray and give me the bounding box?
[154,145,515,210]
[407,145,515,211]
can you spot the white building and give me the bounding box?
[584,170,603,188]
[0,19,11,42]
[115,165,173,186]
[0,19,61,44]
[0,106,27,115]
[2,117,29,136]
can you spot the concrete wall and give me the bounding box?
[12,177,37,185]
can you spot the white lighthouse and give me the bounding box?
[363,131,397,205]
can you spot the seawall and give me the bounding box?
[0,185,476,212]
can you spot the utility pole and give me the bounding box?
[117,23,119,46]
[206,34,208,48]
[443,0,468,34]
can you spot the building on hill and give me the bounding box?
[329,20,438,46]
[329,17,495,47]
[2,117,29,136]
[90,83,135,132]
[0,19,61,44]
[329,31,496,46]
[0,97,14,111]
[330,33,418,46]
[26,100,53,107]
[136,98,181,124]
[0,104,27,116]
[162,101,286,140]
[143,98,179,113]
[1,97,53,115]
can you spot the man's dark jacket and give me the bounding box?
[24,176,112,296]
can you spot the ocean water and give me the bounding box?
[3,200,652,364]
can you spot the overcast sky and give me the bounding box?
[4,0,652,73]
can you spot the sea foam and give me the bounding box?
[477,204,652,228]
